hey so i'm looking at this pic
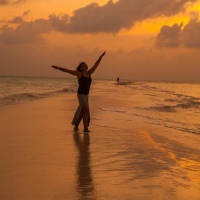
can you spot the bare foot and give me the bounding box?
[83,128,90,133]
[74,126,79,131]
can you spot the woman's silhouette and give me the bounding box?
[51,51,106,132]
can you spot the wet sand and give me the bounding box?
[0,93,200,200]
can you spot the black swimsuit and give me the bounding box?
[78,72,92,95]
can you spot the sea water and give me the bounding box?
[0,76,76,105]
[0,76,199,135]
[97,81,200,135]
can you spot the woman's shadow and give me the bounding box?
[73,133,95,199]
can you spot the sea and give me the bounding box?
[0,76,200,135]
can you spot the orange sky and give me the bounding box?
[0,0,200,81]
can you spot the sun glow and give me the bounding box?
[119,14,189,36]
[189,2,200,12]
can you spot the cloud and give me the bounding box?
[156,17,200,48]
[68,0,198,33]
[48,14,69,32]
[0,0,7,4]
[181,18,200,48]
[0,0,26,4]
[0,11,29,24]
[0,19,52,44]
[0,0,198,45]
[156,23,183,47]
[0,13,68,44]
[7,10,30,24]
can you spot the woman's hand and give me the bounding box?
[51,65,59,70]
[100,51,106,58]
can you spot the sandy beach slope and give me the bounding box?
[0,92,200,200]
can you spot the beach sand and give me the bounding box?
[0,92,200,200]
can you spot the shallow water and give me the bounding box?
[93,80,200,135]
[73,110,200,200]
[70,125,200,199]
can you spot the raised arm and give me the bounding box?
[51,65,80,76]
[89,51,106,75]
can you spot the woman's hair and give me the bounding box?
[76,62,85,71]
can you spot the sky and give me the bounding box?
[0,0,200,81]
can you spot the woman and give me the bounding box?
[51,51,106,132]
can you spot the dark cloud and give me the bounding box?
[0,10,29,27]
[181,18,200,48]
[0,19,51,44]
[0,0,26,4]
[156,23,183,47]
[7,10,30,24]
[0,0,7,4]
[49,14,69,32]
[68,0,198,33]
[156,18,200,48]
[9,16,24,23]
[0,14,69,44]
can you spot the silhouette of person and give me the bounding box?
[117,77,120,84]
[51,51,106,132]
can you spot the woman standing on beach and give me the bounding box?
[51,51,106,132]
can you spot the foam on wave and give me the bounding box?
[0,88,76,106]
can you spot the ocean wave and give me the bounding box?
[99,106,200,135]
[146,121,200,135]
[118,81,133,86]
[176,100,200,109]
[150,98,200,112]
[0,88,75,106]
[149,105,176,112]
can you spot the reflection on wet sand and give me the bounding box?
[73,133,95,199]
